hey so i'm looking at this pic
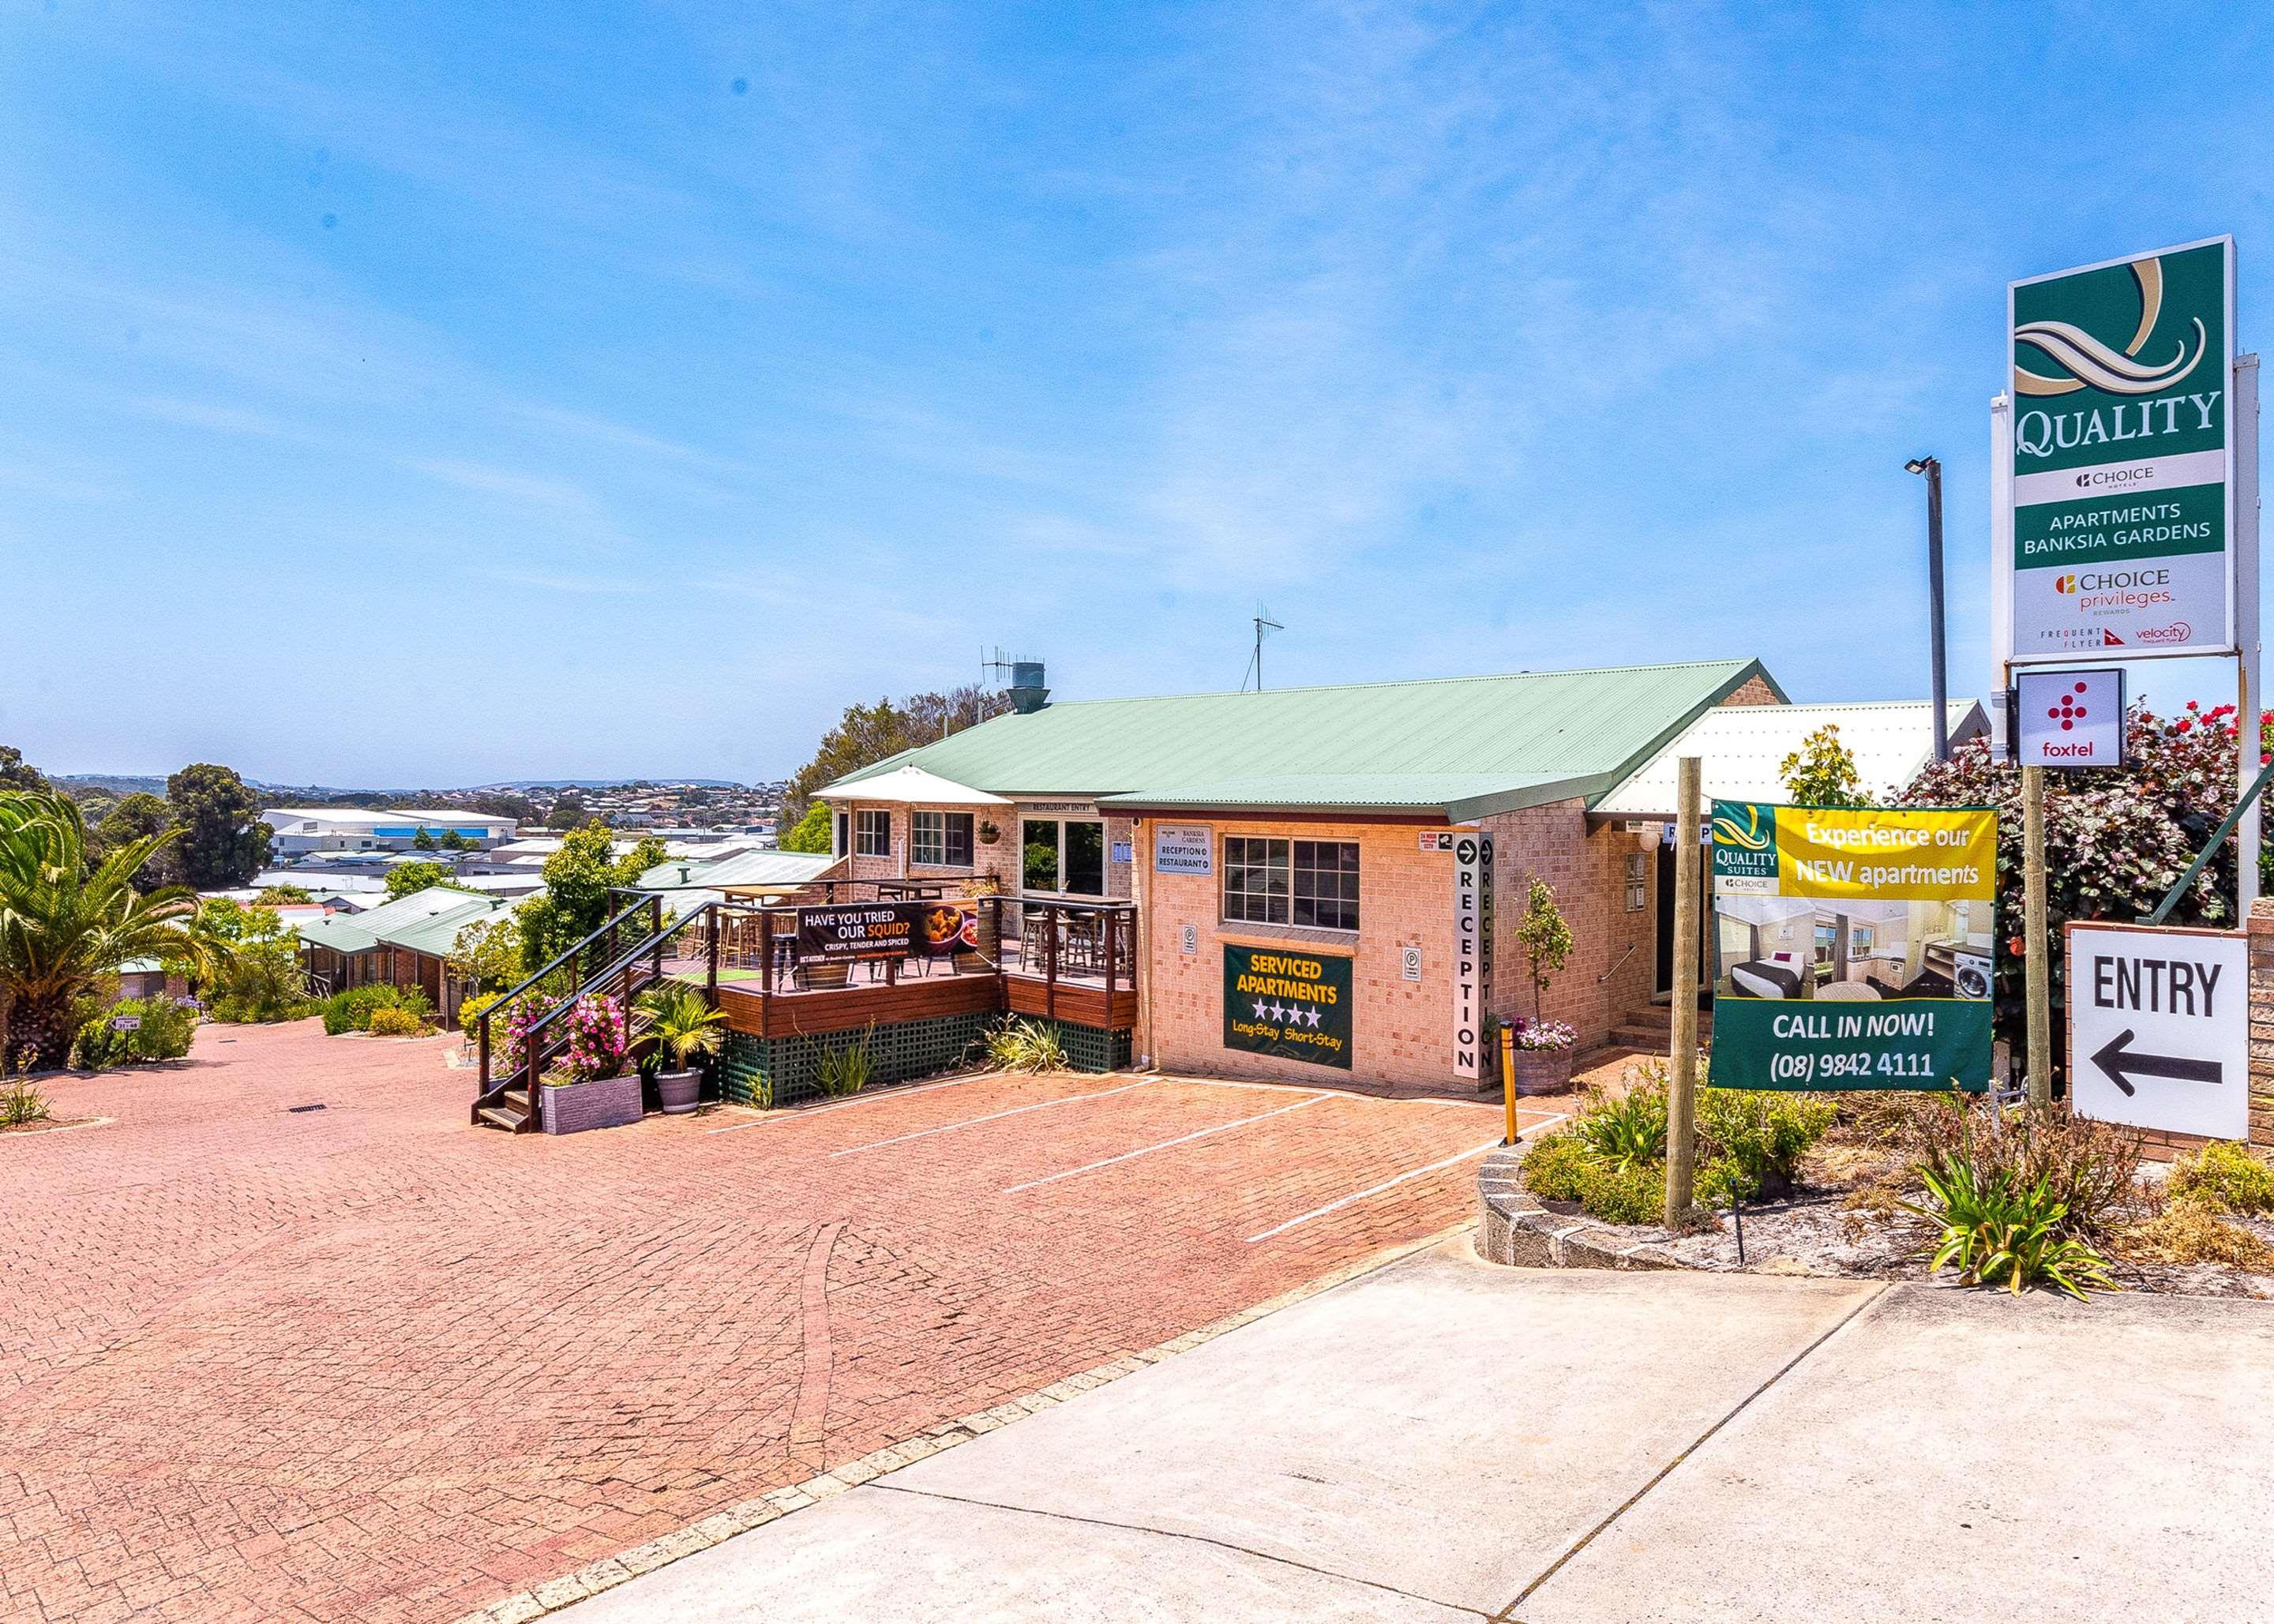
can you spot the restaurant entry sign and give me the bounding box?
[1710,801,1995,1091]
[2007,238,2234,661]
[1223,944,1352,1069]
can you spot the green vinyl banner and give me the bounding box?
[1223,944,1353,1069]
[1709,801,1995,1092]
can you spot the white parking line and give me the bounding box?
[704,1072,990,1134]
[1002,1093,1330,1193]
[829,1079,1155,1157]
[1244,1111,1570,1243]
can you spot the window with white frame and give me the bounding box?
[912,810,974,867]
[1222,837,1360,931]
[854,809,891,857]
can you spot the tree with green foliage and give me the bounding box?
[447,914,524,993]
[95,793,178,891]
[165,763,270,889]
[1514,876,1574,1025]
[189,901,309,1023]
[782,684,1013,824]
[545,790,589,831]
[255,883,313,905]
[0,746,48,793]
[0,790,197,1070]
[385,861,452,901]
[411,826,437,851]
[1779,723,1867,808]
[467,792,535,823]
[516,827,666,970]
[439,828,471,851]
[779,801,834,853]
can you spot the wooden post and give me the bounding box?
[1500,1021,1518,1146]
[1046,903,1059,1021]
[477,1008,490,1096]
[2024,763,2052,1108]
[1665,756,1702,1225]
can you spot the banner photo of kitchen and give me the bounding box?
[794,901,978,961]
[1709,801,1996,1092]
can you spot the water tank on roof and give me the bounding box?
[1008,662,1049,714]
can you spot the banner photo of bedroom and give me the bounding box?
[1709,801,1997,1092]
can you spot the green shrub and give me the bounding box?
[1574,1078,1668,1170]
[2167,1142,2274,1216]
[457,991,505,1041]
[366,1005,429,1037]
[1521,1130,1665,1225]
[816,1024,875,1097]
[70,997,199,1070]
[1698,1089,1839,1202]
[321,984,431,1036]
[1902,1155,2115,1300]
[3,1074,51,1125]
[985,1018,1068,1075]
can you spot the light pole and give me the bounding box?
[1905,456,1950,763]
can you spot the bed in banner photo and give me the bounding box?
[1709,800,1998,1091]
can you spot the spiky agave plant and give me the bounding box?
[0,791,197,1070]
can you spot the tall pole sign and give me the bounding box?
[2006,238,2235,662]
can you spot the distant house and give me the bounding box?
[113,958,187,1003]
[296,886,521,1024]
[265,808,519,858]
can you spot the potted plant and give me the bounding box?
[977,820,1001,846]
[634,984,727,1115]
[540,994,642,1135]
[1507,1017,1578,1094]
[1509,876,1577,1093]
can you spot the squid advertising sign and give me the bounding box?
[2008,237,2234,661]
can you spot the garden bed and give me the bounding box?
[1480,1061,2274,1300]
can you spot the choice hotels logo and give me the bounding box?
[2015,254,2206,398]
[2054,574,2077,593]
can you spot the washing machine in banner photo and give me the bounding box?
[1953,944,1993,1001]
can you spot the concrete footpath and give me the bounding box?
[559,1243,2274,1622]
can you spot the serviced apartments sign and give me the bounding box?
[1223,945,1352,1069]
[1711,802,1995,1092]
[2008,237,2234,661]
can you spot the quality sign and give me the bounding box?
[2008,237,2234,662]
[1224,944,1352,1069]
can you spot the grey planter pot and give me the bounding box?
[655,1068,701,1116]
[541,1072,644,1135]
[1507,1047,1574,1096]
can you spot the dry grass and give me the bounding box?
[2116,1198,2274,1271]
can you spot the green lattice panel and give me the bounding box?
[721,1011,1133,1110]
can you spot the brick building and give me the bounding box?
[818,659,1809,1093]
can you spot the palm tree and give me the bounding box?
[0,790,197,1070]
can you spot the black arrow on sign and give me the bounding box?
[2089,1029,2223,1098]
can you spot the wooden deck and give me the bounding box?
[712,967,1133,1038]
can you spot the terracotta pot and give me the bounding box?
[1506,1046,1574,1096]
[655,1068,701,1116]
[541,1072,644,1135]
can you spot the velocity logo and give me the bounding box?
[2015,254,2206,398]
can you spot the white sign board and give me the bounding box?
[1401,945,1422,982]
[2013,668,2126,768]
[1419,831,1457,852]
[1451,835,1494,1079]
[1154,824,1212,875]
[2068,922,2249,1140]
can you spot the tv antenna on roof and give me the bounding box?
[1240,604,1283,692]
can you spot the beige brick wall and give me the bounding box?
[1480,800,1659,1051]
[1143,818,1457,1089]
[832,802,1133,899]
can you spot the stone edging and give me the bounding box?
[1474,1144,1681,1270]
[450,1219,1478,1624]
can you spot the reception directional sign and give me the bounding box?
[1223,944,1352,1069]
[2007,237,2234,661]
[2067,921,2249,1140]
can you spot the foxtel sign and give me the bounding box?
[2006,238,2234,662]
[2013,668,2126,771]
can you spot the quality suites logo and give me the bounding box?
[2015,253,2205,398]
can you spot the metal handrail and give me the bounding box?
[2141,752,2274,925]
[473,896,662,1097]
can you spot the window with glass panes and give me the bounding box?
[912,810,974,867]
[1019,817,1105,895]
[854,809,891,857]
[1221,837,1359,930]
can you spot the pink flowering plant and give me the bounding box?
[544,994,630,1086]
[497,992,560,1078]
[1513,1018,1576,1052]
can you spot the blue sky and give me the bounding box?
[4,2,2269,786]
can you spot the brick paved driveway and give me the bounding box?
[0,1020,1560,1623]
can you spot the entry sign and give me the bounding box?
[2068,922,2249,1140]
[2006,237,2235,661]
[2012,668,2126,768]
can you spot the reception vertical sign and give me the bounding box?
[2006,237,2235,661]
[1711,802,1996,1092]
[1452,834,1494,1080]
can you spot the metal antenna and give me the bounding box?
[1242,604,1284,692]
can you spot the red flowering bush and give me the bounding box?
[1894,703,2247,1082]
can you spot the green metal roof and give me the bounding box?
[296,887,510,959]
[830,660,1782,818]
